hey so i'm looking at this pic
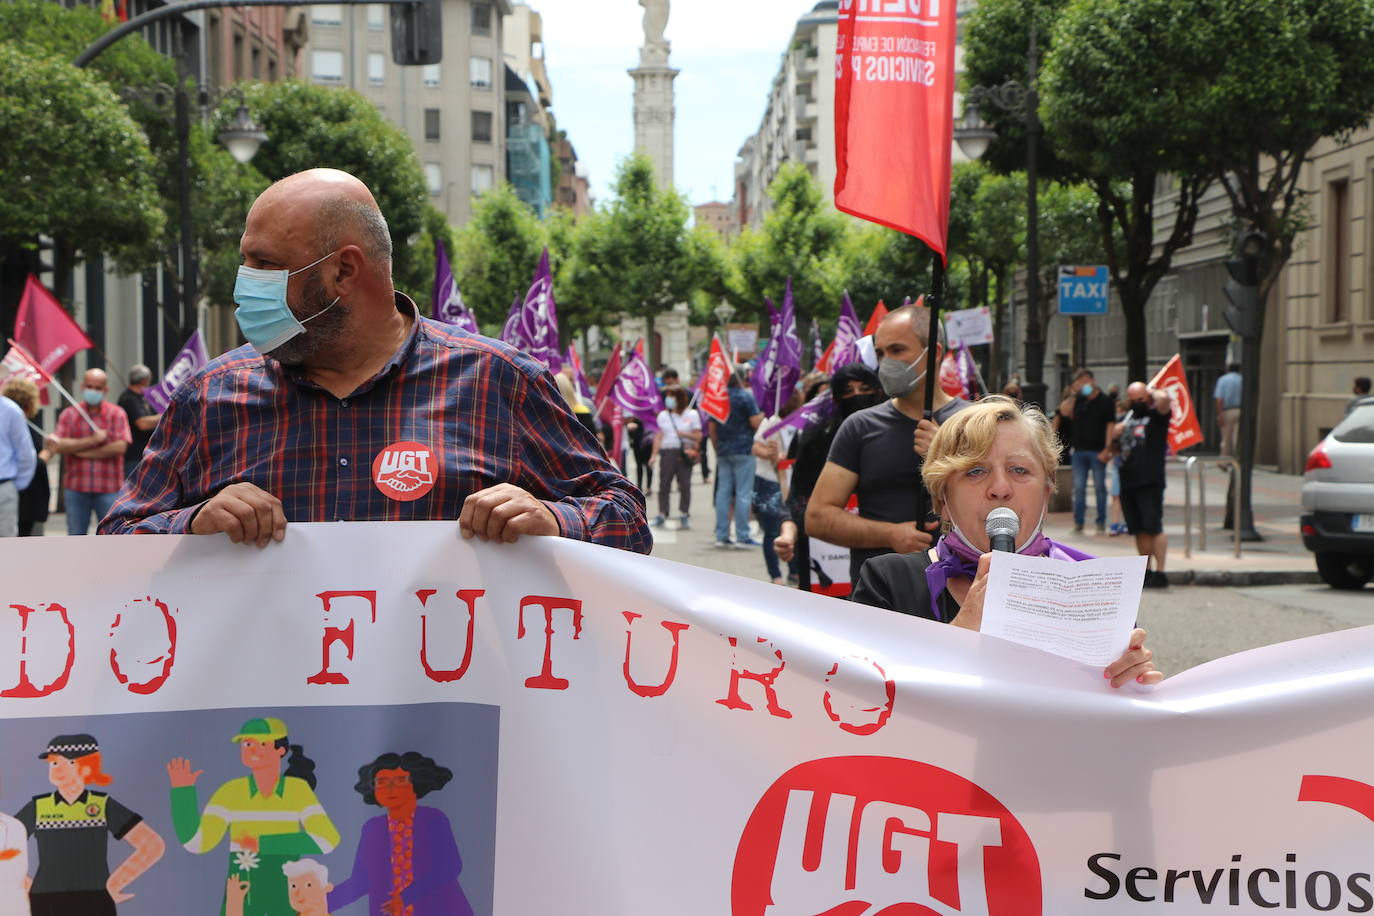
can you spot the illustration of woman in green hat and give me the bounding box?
[167,717,339,916]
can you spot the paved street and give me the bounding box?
[640,456,1370,679]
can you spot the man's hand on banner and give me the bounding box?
[460,483,560,543]
[190,482,287,547]
[166,757,203,787]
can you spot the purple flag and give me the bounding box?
[750,297,779,413]
[500,248,562,371]
[611,343,661,433]
[432,238,478,332]
[144,330,207,412]
[752,280,803,418]
[759,389,834,438]
[830,292,863,371]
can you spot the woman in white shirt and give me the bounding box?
[0,771,30,916]
[650,385,702,528]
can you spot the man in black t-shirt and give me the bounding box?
[1108,381,1174,588]
[805,305,971,585]
[1065,368,1116,534]
[116,365,161,478]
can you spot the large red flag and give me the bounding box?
[594,345,623,419]
[834,0,959,261]
[700,338,731,424]
[1149,354,1204,452]
[15,274,94,378]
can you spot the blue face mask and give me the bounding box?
[233,250,340,354]
[82,388,104,406]
[1080,383,1094,397]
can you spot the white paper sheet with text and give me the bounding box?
[980,552,1149,665]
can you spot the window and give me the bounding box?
[312,50,344,82]
[471,2,492,34]
[368,52,386,85]
[470,56,493,88]
[471,164,495,196]
[422,63,441,87]
[506,100,526,126]
[425,163,443,197]
[1328,179,1350,323]
[310,3,342,24]
[267,55,278,81]
[233,32,244,80]
[251,44,261,80]
[471,110,493,143]
[424,108,441,141]
[367,5,384,29]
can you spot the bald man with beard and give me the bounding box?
[101,168,650,552]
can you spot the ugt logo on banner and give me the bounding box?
[834,0,958,259]
[733,756,1041,915]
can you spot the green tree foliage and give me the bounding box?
[0,43,164,275]
[0,0,174,89]
[731,162,847,325]
[838,222,934,321]
[452,182,545,328]
[223,81,429,299]
[567,154,718,352]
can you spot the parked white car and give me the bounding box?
[1301,396,1374,589]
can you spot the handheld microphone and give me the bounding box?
[985,507,1020,553]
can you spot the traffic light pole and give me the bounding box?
[1234,325,1263,540]
[1222,229,1267,542]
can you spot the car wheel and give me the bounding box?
[1315,552,1372,590]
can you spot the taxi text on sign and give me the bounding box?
[834,0,959,259]
[1058,265,1111,315]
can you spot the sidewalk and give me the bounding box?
[1045,459,1318,586]
[646,459,1320,587]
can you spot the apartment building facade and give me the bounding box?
[303,0,512,226]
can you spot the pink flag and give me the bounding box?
[0,343,51,389]
[15,274,93,378]
[700,338,731,424]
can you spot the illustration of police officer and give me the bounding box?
[15,734,165,916]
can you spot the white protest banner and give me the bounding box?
[3,524,1374,915]
[944,306,995,348]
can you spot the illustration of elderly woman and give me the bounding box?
[0,770,30,916]
[328,752,472,916]
[167,717,340,916]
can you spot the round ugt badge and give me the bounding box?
[373,441,438,501]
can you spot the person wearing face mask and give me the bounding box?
[805,304,972,586]
[99,169,650,553]
[774,365,882,591]
[649,384,701,528]
[1065,368,1117,535]
[1106,382,1175,588]
[850,397,1163,688]
[46,368,132,535]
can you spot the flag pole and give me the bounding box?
[7,338,101,435]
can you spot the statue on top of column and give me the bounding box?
[639,0,670,62]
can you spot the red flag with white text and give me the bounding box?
[700,338,731,424]
[1149,354,1204,452]
[834,0,959,260]
[0,343,51,389]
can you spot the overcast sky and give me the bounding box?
[534,1,825,206]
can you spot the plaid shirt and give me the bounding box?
[101,296,651,552]
[55,400,131,495]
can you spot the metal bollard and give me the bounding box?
[1182,456,1196,558]
[1230,461,1242,558]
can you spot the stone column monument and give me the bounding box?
[629,0,677,190]
[623,0,692,380]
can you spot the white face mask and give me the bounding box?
[948,503,1048,555]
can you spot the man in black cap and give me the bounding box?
[14,734,164,915]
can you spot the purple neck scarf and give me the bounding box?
[923,529,1095,622]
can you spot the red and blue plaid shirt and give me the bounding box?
[100,296,651,553]
[55,400,131,495]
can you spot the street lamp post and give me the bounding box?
[127,83,266,351]
[714,301,736,350]
[954,24,1045,410]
